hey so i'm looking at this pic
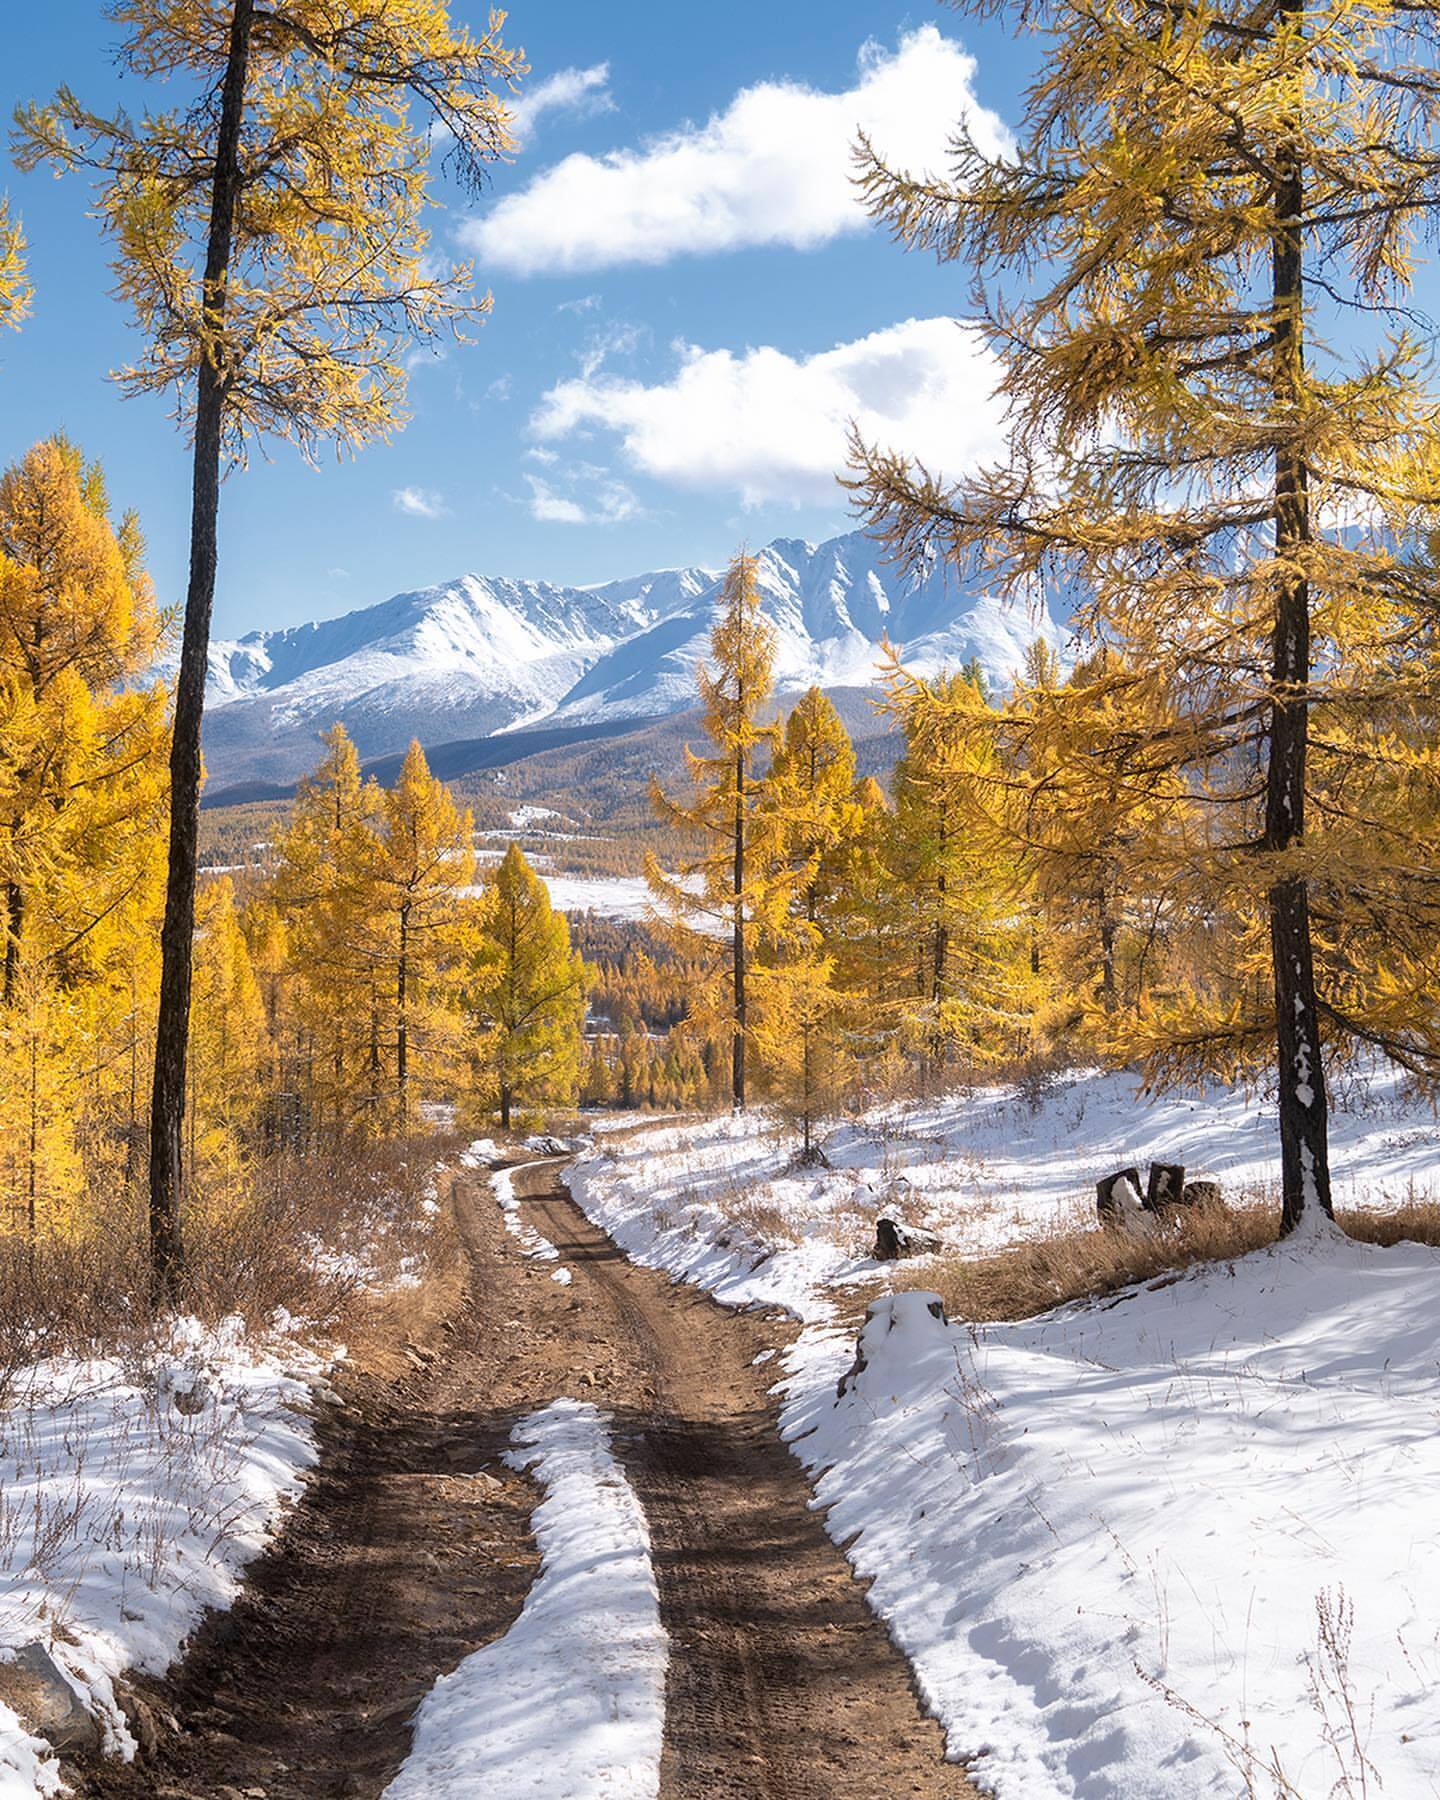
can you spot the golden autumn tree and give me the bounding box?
[753,688,865,1158]
[0,198,30,329]
[850,0,1440,1233]
[0,439,169,1230]
[271,724,384,1133]
[15,0,523,1294]
[359,741,475,1128]
[188,875,269,1179]
[875,666,1038,1084]
[648,551,778,1111]
[468,843,591,1129]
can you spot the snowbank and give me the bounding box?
[569,1073,1440,1797]
[384,1398,666,1799]
[0,1317,323,1797]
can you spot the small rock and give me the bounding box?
[116,1683,160,1759]
[0,1643,100,1753]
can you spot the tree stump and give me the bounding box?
[1181,1179,1223,1208]
[1145,1162,1186,1211]
[873,1216,943,1260]
[1096,1167,1144,1223]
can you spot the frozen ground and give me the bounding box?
[0,1318,324,1799]
[568,1065,1440,1798]
[383,1398,667,1800]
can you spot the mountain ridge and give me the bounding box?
[197,529,1068,786]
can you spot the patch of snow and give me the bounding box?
[383,1398,666,1799]
[0,1318,323,1795]
[493,1164,565,1269]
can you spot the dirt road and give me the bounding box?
[76,1161,979,1799]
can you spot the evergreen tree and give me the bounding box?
[850,0,1440,1230]
[648,551,778,1110]
[469,844,591,1129]
[17,0,522,1295]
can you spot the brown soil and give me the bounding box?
[73,1160,980,1800]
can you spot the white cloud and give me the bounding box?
[392,486,449,520]
[463,28,1007,276]
[529,317,1007,508]
[525,472,641,527]
[508,63,613,143]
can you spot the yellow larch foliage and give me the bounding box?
[468,842,591,1130]
[0,199,30,330]
[648,550,779,1111]
[849,0,1440,1227]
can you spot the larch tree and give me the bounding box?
[15,0,522,1296]
[849,0,1440,1233]
[0,198,30,329]
[753,688,865,1159]
[648,551,778,1111]
[468,843,590,1129]
[363,741,475,1128]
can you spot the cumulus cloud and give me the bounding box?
[463,28,1007,275]
[529,317,1007,508]
[508,63,613,143]
[392,486,449,520]
[525,472,641,527]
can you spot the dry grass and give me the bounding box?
[872,1189,1440,1326]
[0,1131,464,1371]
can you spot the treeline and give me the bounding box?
[0,447,591,1235]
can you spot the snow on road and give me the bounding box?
[384,1398,667,1800]
[569,1069,1440,1798]
[0,1318,323,1798]
[491,1162,568,1271]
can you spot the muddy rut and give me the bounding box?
[75,1161,979,1800]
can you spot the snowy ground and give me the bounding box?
[0,1318,325,1798]
[383,1398,667,1800]
[568,1066,1440,1798]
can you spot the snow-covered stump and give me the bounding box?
[1095,1167,1144,1224]
[837,1290,949,1397]
[873,1217,943,1261]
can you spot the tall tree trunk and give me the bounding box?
[1098,891,1117,1014]
[1267,69,1332,1234]
[4,878,23,1007]
[147,0,256,1304]
[732,747,746,1110]
[500,1084,512,1130]
[397,902,410,1126]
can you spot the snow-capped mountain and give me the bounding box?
[199,531,1068,787]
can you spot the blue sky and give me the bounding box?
[2,2,1043,637]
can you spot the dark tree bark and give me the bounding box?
[732,746,746,1111]
[3,877,22,1007]
[148,0,256,1304]
[1266,70,1332,1235]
